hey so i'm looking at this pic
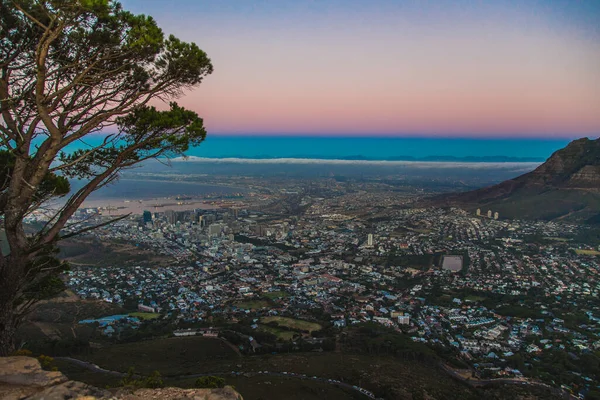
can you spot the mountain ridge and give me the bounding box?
[435,137,600,222]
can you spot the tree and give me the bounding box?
[0,0,213,355]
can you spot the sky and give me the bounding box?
[121,0,600,138]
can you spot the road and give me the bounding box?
[55,356,378,399]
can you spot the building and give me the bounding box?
[208,223,224,237]
[138,304,156,313]
[164,209,176,224]
[494,211,499,220]
[487,210,492,218]
[476,208,481,216]
[398,315,410,325]
[367,234,374,247]
[143,210,152,224]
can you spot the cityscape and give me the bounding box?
[20,173,598,399]
[1,1,599,400]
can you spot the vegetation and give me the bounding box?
[37,354,57,370]
[261,316,322,333]
[194,375,226,389]
[121,367,164,389]
[128,312,160,320]
[57,344,544,400]
[262,291,290,299]
[79,337,238,376]
[233,300,270,310]
[574,248,600,256]
[0,0,212,355]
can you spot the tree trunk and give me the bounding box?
[0,254,24,357]
[0,302,17,356]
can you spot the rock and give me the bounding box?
[0,356,67,387]
[25,380,111,399]
[0,357,244,400]
[116,386,243,400]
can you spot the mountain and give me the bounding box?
[436,137,600,223]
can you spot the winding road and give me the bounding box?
[55,356,378,399]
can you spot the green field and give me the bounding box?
[129,312,160,320]
[575,248,600,256]
[545,237,570,242]
[464,295,486,302]
[261,316,322,333]
[259,324,297,340]
[263,291,290,299]
[233,300,271,310]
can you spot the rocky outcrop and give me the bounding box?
[567,165,600,188]
[0,356,67,387]
[115,387,243,399]
[0,356,243,400]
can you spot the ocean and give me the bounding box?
[60,136,576,201]
[66,135,572,162]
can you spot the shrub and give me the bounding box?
[38,355,55,370]
[120,367,164,389]
[195,376,225,389]
[10,349,33,357]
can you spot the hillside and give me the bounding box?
[0,356,243,400]
[436,137,600,222]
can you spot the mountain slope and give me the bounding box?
[437,137,600,222]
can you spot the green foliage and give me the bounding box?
[10,348,33,356]
[0,151,70,207]
[195,375,225,389]
[344,323,437,361]
[0,0,213,355]
[120,367,164,388]
[38,354,55,370]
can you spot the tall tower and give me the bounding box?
[487,210,492,218]
[494,212,499,220]
[367,234,374,247]
[476,208,481,216]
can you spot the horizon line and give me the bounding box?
[203,133,594,140]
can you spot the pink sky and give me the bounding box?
[124,0,600,138]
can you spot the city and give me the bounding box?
[23,178,597,398]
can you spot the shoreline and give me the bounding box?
[171,156,542,168]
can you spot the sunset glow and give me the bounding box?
[123,0,600,138]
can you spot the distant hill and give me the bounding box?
[435,137,600,223]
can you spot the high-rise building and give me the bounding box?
[367,234,374,247]
[208,223,224,237]
[143,210,152,224]
[494,211,499,220]
[476,208,481,216]
[164,209,176,224]
[487,210,492,218]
